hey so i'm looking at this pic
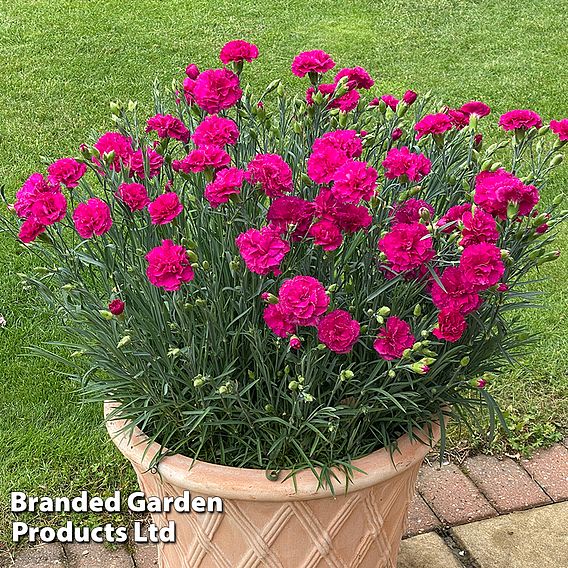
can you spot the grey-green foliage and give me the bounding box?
[2,71,566,490]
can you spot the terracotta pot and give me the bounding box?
[105,402,440,568]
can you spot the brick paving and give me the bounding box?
[521,444,568,501]
[463,454,552,513]
[7,441,568,567]
[417,462,498,525]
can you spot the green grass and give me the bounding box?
[1,0,568,546]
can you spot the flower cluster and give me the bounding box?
[4,40,566,478]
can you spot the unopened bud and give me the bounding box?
[117,335,131,349]
[413,304,422,317]
[460,356,470,367]
[99,310,114,320]
[551,154,564,167]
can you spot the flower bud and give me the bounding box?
[117,336,131,349]
[551,154,564,167]
[193,377,204,388]
[201,260,210,271]
[460,356,470,367]
[99,310,114,320]
[109,101,121,116]
[378,306,391,316]
[264,404,274,412]
[375,315,384,325]
[413,304,422,317]
[481,160,492,172]
[103,151,115,166]
[288,380,299,391]
[340,369,354,381]
[303,393,314,402]
[537,250,561,265]
[538,125,550,136]
[218,385,228,394]
[419,208,431,223]
[489,161,502,172]
[402,89,417,105]
[391,128,403,141]
[388,370,396,378]
[289,336,302,350]
[410,362,429,374]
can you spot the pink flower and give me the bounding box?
[459,243,505,291]
[315,130,362,158]
[235,226,290,276]
[430,266,480,315]
[29,192,67,226]
[47,158,86,188]
[116,182,150,212]
[382,147,431,182]
[291,50,335,77]
[146,114,190,143]
[381,95,399,111]
[183,77,197,104]
[437,203,472,233]
[334,203,372,234]
[204,167,245,208]
[246,153,293,197]
[331,160,377,203]
[459,208,499,247]
[499,109,542,131]
[307,144,349,184]
[327,88,360,112]
[267,196,314,239]
[474,169,539,220]
[278,275,330,326]
[185,64,200,79]
[192,115,239,147]
[14,173,61,219]
[446,108,470,129]
[193,68,242,114]
[173,145,231,173]
[373,317,415,360]
[460,101,491,118]
[129,147,164,179]
[73,198,112,239]
[402,90,418,105]
[93,132,134,171]
[219,40,259,64]
[414,113,453,139]
[309,219,343,251]
[392,199,434,225]
[433,309,467,342]
[148,192,183,225]
[18,219,46,243]
[550,119,568,141]
[391,128,403,141]
[334,66,374,89]
[108,299,125,315]
[378,222,435,272]
[317,310,360,353]
[145,239,194,291]
[263,303,296,337]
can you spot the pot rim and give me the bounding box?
[104,401,441,502]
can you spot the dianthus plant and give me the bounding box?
[2,40,567,486]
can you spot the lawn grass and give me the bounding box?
[1,0,568,546]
